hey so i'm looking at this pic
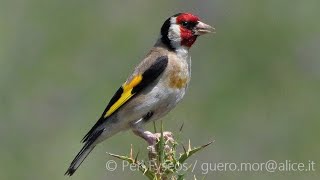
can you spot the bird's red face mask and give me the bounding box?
[163,13,215,49]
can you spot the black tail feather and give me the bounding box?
[65,129,104,176]
[65,144,95,176]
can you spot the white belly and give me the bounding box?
[117,54,191,127]
[143,81,187,120]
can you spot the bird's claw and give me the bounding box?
[144,131,174,145]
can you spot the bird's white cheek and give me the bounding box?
[168,24,181,48]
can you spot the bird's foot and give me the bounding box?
[132,128,176,161]
[145,131,174,145]
[133,129,174,145]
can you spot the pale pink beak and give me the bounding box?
[195,21,215,35]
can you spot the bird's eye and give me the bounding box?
[181,21,189,28]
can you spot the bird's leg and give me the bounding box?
[132,126,174,145]
[132,128,157,145]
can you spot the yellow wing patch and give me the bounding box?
[104,75,142,118]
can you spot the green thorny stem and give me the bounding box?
[107,122,214,180]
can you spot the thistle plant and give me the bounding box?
[107,122,213,180]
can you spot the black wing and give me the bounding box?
[81,55,168,143]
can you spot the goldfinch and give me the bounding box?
[65,12,214,176]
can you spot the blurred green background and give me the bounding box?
[1,0,319,179]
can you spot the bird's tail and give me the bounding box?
[65,117,122,176]
[65,129,104,176]
[65,143,95,176]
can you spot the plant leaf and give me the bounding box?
[107,152,133,163]
[178,141,214,164]
[107,152,155,180]
[177,173,185,180]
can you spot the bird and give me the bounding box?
[65,12,214,176]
